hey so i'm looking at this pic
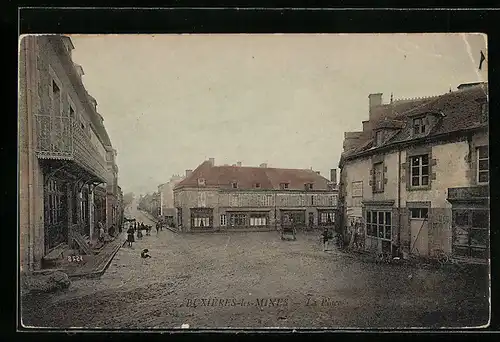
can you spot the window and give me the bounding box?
[51,80,61,116]
[366,210,392,241]
[250,213,268,226]
[69,105,75,118]
[255,183,261,189]
[452,209,489,260]
[310,195,314,206]
[413,118,426,135]
[481,102,488,122]
[198,178,206,186]
[375,130,383,146]
[264,195,273,207]
[190,208,213,228]
[232,182,238,189]
[305,183,313,191]
[230,194,239,207]
[229,213,247,227]
[410,154,430,187]
[280,183,289,190]
[220,214,227,226]
[373,162,384,192]
[410,208,429,219]
[319,211,335,225]
[477,146,489,184]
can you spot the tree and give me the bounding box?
[123,192,135,207]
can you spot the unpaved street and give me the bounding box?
[22,209,489,329]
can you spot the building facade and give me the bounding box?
[158,174,184,226]
[338,83,489,264]
[19,35,122,272]
[174,159,338,233]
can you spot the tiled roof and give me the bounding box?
[175,161,332,191]
[344,83,488,158]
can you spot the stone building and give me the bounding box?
[338,82,489,263]
[158,174,184,226]
[19,35,122,272]
[173,159,338,232]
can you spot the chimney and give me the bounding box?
[209,158,215,166]
[260,163,267,168]
[362,120,370,132]
[185,169,193,178]
[330,169,337,185]
[315,171,320,175]
[369,93,383,109]
[237,161,242,167]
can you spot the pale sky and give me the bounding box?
[70,33,488,195]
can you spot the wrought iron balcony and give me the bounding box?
[35,114,108,182]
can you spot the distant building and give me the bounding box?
[158,174,184,226]
[174,159,338,233]
[338,83,489,263]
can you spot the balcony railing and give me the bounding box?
[35,114,108,182]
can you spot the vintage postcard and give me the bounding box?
[18,33,490,330]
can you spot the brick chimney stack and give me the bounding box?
[237,161,242,167]
[209,158,215,166]
[330,169,337,185]
[185,170,193,177]
[369,93,383,109]
[259,163,268,168]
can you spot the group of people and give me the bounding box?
[126,221,164,247]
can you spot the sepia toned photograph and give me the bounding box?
[18,33,489,330]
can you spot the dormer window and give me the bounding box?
[413,117,427,135]
[481,102,488,123]
[375,130,383,146]
[305,183,313,191]
[232,182,238,189]
[198,178,206,186]
[280,183,290,190]
[255,183,261,189]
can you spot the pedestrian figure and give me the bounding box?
[156,222,160,234]
[321,228,329,251]
[137,229,143,239]
[146,225,151,236]
[127,227,135,247]
[141,248,151,258]
[98,222,105,244]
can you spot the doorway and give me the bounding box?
[410,208,429,256]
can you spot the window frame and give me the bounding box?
[412,117,426,135]
[365,209,392,241]
[410,154,430,188]
[280,183,290,190]
[477,145,489,185]
[373,162,384,193]
[231,182,238,189]
[451,208,489,259]
[220,214,227,226]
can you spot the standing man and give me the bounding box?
[98,221,105,244]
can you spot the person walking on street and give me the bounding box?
[98,222,105,244]
[156,222,160,234]
[127,226,135,247]
[321,228,329,252]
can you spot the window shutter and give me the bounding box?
[431,172,437,180]
[431,158,437,166]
